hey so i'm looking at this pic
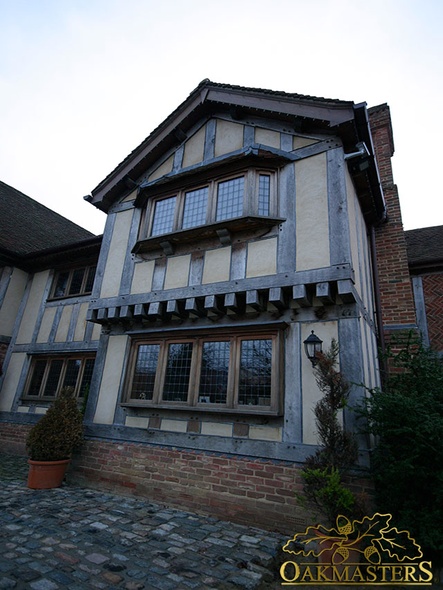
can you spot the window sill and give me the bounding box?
[121,402,281,416]
[132,215,285,256]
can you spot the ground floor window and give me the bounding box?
[23,354,95,400]
[125,328,282,413]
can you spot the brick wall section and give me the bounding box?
[422,273,443,351]
[0,424,373,533]
[0,422,29,454]
[369,105,417,332]
[69,439,373,535]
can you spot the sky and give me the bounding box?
[0,0,441,235]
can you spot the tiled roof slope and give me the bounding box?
[405,225,443,267]
[0,180,94,258]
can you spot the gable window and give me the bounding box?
[125,328,281,414]
[50,265,96,299]
[23,354,95,400]
[146,170,274,237]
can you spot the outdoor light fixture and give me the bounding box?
[304,330,323,366]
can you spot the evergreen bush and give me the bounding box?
[26,387,84,461]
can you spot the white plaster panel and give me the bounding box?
[35,407,48,415]
[100,209,134,298]
[293,136,319,149]
[160,419,188,433]
[17,406,30,413]
[200,422,233,437]
[0,353,26,411]
[182,125,205,168]
[164,255,191,290]
[131,260,155,294]
[0,268,28,337]
[255,128,280,149]
[36,307,57,343]
[122,189,137,203]
[202,247,231,284]
[55,305,73,342]
[295,154,330,271]
[93,335,128,424]
[16,270,50,344]
[246,238,277,278]
[92,323,102,341]
[149,155,174,181]
[248,425,282,441]
[126,416,149,428]
[214,120,243,157]
[301,321,338,445]
[73,302,89,342]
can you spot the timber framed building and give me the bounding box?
[0,81,421,532]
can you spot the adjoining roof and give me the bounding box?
[405,225,443,270]
[0,180,95,268]
[88,80,364,207]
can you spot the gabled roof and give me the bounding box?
[405,225,443,271]
[0,180,95,269]
[87,80,385,223]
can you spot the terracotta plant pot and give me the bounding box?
[27,459,70,489]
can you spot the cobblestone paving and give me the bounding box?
[0,455,285,589]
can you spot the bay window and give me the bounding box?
[147,170,275,237]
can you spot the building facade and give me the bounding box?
[0,81,418,532]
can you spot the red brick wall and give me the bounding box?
[69,440,373,535]
[0,423,372,533]
[422,273,443,351]
[369,106,417,332]
[0,422,29,454]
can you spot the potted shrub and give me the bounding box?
[26,386,84,489]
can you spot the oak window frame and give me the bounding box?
[49,265,96,300]
[142,169,277,239]
[22,354,96,401]
[123,327,283,415]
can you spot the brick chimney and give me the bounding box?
[369,105,417,343]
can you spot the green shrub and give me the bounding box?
[361,335,443,565]
[26,387,84,461]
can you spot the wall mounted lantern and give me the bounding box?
[303,330,323,366]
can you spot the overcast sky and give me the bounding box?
[0,0,441,235]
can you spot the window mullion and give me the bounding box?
[39,361,51,399]
[245,169,255,216]
[206,181,216,224]
[187,339,201,406]
[226,337,237,409]
[153,341,168,404]
[175,190,185,231]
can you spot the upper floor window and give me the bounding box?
[50,265,96,299]
[147,170,275,237]
[23,354,95,400]
[124,328,282,414]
